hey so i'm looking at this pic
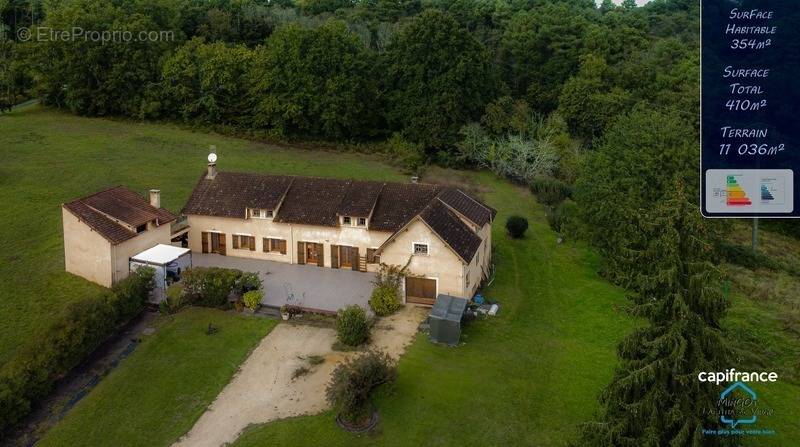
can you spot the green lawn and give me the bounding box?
[37,308,275,447]
[0,105,405,364]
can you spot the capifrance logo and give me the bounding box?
[697,368,778,385]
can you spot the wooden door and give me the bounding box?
[339,246,353,268]
[330,244,339,268]
[211,233,220,253]
[405,277,437,305]
[305,243,318,265]
[315,243,324,267]
[297,241,305,264]
[217,233,227,255]
[201,232,209,253]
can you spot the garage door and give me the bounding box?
[406,277,437,305]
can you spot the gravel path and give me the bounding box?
[174,306,427,447]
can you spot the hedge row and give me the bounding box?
[0,267,155,432]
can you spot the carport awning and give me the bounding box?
[131,244,191,266]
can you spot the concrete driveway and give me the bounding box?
[192,253,375,313]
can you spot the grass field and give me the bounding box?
[37,308,275,447]
[0,105,405,364]
[2,105,797,445]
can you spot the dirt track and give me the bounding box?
[173,306,427,447]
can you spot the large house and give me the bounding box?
[182,160,495,304]
[62,187,176,287]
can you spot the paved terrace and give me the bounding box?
[192,253,375,314]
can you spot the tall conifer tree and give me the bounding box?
[579,179,733,447]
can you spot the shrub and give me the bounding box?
[368,265,403,316]
[0,269,154,431]
[717,242,779,270]
[548,199,579,236]
[236,272,262,294]
[243,290,263,310]
[506,215,529,239]
[530,176,572,207]
[336,305,370,347]
[369,286,401,317]
[111,267,155,321]
[160,283,186,315]
[380,133,426,172]
[181,267,242,307]
[326,351,396,424]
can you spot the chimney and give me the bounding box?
[206,145,218,180]
[149,189,161,208]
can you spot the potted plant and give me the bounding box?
[243,290,263,314]
[280,305,291,320]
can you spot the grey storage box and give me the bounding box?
[428,294,468,346]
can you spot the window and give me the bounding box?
[343,216,351,225]
[466,272,470,288]
[357,217,366,227]
[136,224,147,233]
[413,243,428,255]
[233,235,255,251]
[251,209,273,219]
[263,238,287,254]
[366,248,380,264]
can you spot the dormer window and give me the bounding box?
[357,217,366,227]
[136,224,147,234]
[250,209,273,219]
[343,216,352,225]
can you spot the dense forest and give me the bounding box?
[0,0,788,444]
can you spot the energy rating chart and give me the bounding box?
[705,169,793,214]
[701,0,800,217]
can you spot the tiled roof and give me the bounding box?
[182,172,294,218]
[437,188,496,227]
[420,200,482,262]
[274,177,350,226]
[368,182,443,232]
[338,181,383,217]
[182,171,493,262]
[64,186,176,244]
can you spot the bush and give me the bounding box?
[336,305,370,347]
[181,267,243,307]
[506,215,529,239]
[368,265,403,316]
[548,199,579,236]
[369,286,401,317]
[717,242,779,270]
[243,290,263,310]
[326,351,396,424]
[236,272,262,295]
[160,283,186,315]
[0,268,155,431]
[530,176,572,207]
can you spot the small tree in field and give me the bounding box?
[326,351,396,426]
[506,215,529,238]
[336,305,370,346]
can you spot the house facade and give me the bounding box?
[62,187,176,287]
[182,162,495,304]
